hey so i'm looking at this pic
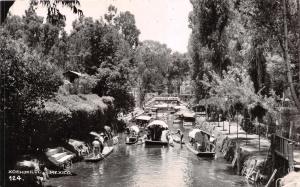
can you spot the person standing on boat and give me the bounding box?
[176,129,184,144]
[92,137,102,157]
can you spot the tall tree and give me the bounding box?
[188,0,231,103]
[134,40,172,103]
[238,0,300,110]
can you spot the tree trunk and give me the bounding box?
[297,0,300,82]
[283,0,300,111]
[0,1,15,24]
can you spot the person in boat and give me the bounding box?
[175,129,184,144]
[104,126,113,139]
[146,129,151,140]
[161,129,169,142]
[92,138,101,157]
[92,136,104,157]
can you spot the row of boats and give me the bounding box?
[125,118,216,158]
[47,111,213,168]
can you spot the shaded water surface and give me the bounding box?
[47,114,255,187]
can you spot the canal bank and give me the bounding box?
[196,117,271,184]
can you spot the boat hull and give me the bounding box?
[125,136,138,145]
[186,143,215,157]
[145,140,169,146]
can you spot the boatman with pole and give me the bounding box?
[176,129,184,144]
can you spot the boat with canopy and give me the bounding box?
[186,129,216,157]
[145,120,170,146]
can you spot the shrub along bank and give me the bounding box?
[27,94,115,151]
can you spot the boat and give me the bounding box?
[145,140,169,146]
[144,120,170,146]
[126,137,138,145]
[45,147,76,169]
[84,146,114,162]
[186,129,216,157]
[125,125,140,145]
[182,111,196,126]
[186,143,215,157]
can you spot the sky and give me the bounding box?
[10,0,192,53]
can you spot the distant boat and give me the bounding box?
[126,125,140,145]
[186,129,215,157]
[126,136,139,144]
[84,146,114,162]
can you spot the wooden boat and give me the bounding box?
[186,129,216,157]
[186,143,215,157]
[172,134,185,144]
[84,146,114,162]
[145,140,169,146]
[125,125,140,145]
[45,147,76,169]
[145,120,170,146]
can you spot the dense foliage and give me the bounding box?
[189,0,300,115]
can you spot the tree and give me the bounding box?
[114,11,141,48]
[134,40,172,103]
[166,52,190,93]
[0,0,82,24]
[0,32,63,161]
[238,0,300,110]
[188,0,231,102]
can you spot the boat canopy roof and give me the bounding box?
[129,125,140,133]
[147,120,168,129]
[136,115,151,121]
[188,129,201,138]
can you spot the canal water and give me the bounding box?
[47,113,256,187]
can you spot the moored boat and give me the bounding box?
[84,146,114,162]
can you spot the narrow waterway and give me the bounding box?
[47,113,257,187]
